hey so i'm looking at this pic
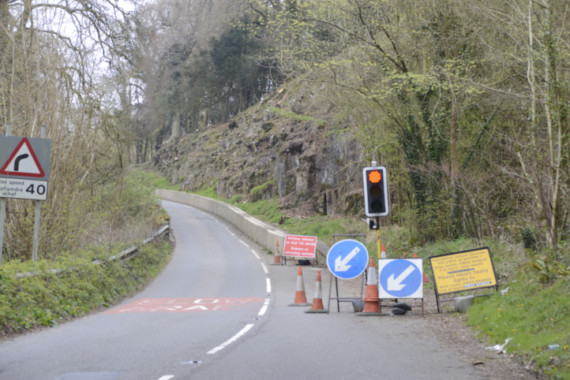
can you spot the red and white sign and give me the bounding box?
[0,138,45,177]
[283,234,318,258]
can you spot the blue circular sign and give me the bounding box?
[326,239,369,279]
[379,260,422,298]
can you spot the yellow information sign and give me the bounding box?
[429,247,497,295]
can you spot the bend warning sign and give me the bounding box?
[0,138,45,177]
[0,136,51,200]
[429,247,497,295]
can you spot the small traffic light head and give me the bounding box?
[362,166,389,217]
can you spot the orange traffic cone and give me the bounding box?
[357,258,381,316]
[305,271,327,313]
[289,266,310,306]
[272,240,282,265]
[381,244,387,259]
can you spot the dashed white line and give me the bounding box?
[207,324,255,355]
[258,298,270,317]
[261,262,269,274]
[266,278,272,294]
[251,249,260,260]
[158,375,174,380]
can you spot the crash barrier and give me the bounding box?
[16,224,170,279]
[156,189,330,262]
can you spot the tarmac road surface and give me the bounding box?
[0,200,486,379]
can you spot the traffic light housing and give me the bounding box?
[362,166,389,217]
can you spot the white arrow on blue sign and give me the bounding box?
[379,259,423,299]
[326,239,369,280]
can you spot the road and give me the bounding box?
[0,200,485,379]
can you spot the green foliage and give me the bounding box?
[281,215,363,245]
[195,181,219,199]
[268,107,326,126]
[0,241,172,335]
[524,255,570,285]
[129,169,179,191]
[238,199,284,225]
[468,274,570,379]
[248,180,276,200]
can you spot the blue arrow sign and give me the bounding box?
[327,239,369,279]
[379,259,423,298]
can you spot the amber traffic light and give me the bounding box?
[362,166,389,217]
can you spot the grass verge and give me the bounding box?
[468,271,569,379]
[0,241,172,337]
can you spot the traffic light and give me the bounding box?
[362,166,389,217]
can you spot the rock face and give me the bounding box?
[151,87,367,217]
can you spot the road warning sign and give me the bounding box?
[283,235,318,258]
[429,247,497,295]
[0,136,51,200]
[0,138,45,177]
[0,137,51,180]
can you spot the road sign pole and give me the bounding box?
[0,122,12,264]
[31,125,46,262]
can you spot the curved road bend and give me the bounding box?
[0,200,486,380]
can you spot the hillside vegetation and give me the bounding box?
[136,0,568,254]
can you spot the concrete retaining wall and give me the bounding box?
[156,189,328,261]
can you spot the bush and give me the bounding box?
[0,241,172,336]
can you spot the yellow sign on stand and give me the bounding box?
[429,247,497,295]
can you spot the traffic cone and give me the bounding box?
[305,271,327,313]
[357,258,381,316]
[289,266,310,306]
[381,244,387,259]
[272,240,282,265]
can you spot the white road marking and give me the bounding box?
[261,262,269,274]
[251,249,260,260]
[266,278,272,294]
[258,298,270,317]
[207,324,255,355]
[239,240,250,248]
[158,376,175,380]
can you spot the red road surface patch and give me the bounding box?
[105,297,264,314]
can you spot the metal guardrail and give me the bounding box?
[15,224,170,279]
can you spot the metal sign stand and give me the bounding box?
[327,233,366,312]
[0,123,11,264]
[0,123,49,264]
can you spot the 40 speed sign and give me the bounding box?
[0,136,51,201]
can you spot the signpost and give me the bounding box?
[0,136,51,201]
[429,247,498,312]
[326,237,368,312]
[362,158,390,260]
[0,125,51,263]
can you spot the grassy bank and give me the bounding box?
[0,241,172,336]
[0,169,177,336]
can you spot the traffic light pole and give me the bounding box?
[376,222,381,259]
